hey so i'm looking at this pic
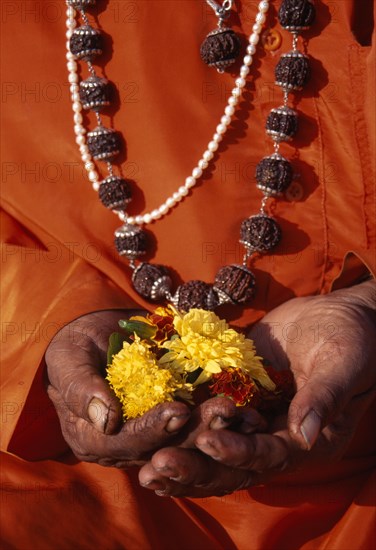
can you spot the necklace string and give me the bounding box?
[65,0,316,312]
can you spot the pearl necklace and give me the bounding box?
[65,0,315,312]
[65,1,269,225]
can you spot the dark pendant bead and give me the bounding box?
[79,77,111,111]
[266,106,298,142]
[256,153,293,196]
[114,224,147,260]
[69,25,102,61]
[275,51,310,91]
[214,265,255,305]
[200,28,241,72]
[240,214,282,253]
[67,0,96,9]
[172,281,219,311]
[99,176,132,210]
[87,126,120,161]
[278,0,316,31]
[132,263,172,301]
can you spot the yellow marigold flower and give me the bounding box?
[159,309,276,390]
[106,336,190,419]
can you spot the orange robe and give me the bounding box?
[1,1,375,548]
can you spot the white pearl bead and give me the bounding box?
[68,72,79,84]
[166,197,175,208]
[247,44,256,55]
[75,135,85,145]
[228,96,238,106]
[198,159,209,170]
[253,23,263,35]
[213,132,223,142]
[82,152,91,162]
[66,52,75,61]
[220,115,232,126]
[135,215,144,224]
[244,55,253,68]
[73,112,83,124]
[66,30,73,40]
[66,20,76,30]
[66,7,75,17]
[66,41,72,51]
[203,150,214,162]
[72,102,82,113]
[85,161,95,171]
[92,182,100,192]
[185,176,196,187]
[225,105,235,116]
[258,1,269,13]
[151,209,162,220]
[208,141,219,152]
[173,192,182,202]
[70,83,79,94]
[235,77,246,88]
[192,167,202,179]
[249,33,260,45]
[88,170,98,182]
[179,186,189,197]
[143,213,152,224]
[240,66,250,77]
[232,87,242,98]
[159,204,169,215]
[74,124,85,135]
[256,12,266,24]
[127,216,135,224]
[67,60,77,72]
[79,144,89,154]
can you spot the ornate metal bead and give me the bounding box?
[200,28,241,72]
[240,214,282,252]
[87,126,120,161]
[275,51,310,91]
[214,265,255,305]
[266,106,298,142]
[171,281,219,311]
[69,25,102,61]
[98,176,132,210]
[67,0,96,9]
[79,77,110,111]
[278,0,316,31]
[132,263,172,301]
[256,154,293,196]
[114,224,147,260]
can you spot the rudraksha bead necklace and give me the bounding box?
[65,0,316,312]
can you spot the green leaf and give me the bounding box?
[107,332,128,365]
[118,319,157,340]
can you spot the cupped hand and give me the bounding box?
[138,280,376,497]
[45,310,192,467]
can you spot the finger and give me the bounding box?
[287,343,364,450]
[46,325,122,434]
[139,448,256,498]
[196,429,291,473]
[48,385,191,465]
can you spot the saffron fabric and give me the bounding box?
[1,1,375,548]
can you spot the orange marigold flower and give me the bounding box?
[209,367,259,407]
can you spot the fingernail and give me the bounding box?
[210,416,235,430]
[300,409,321,450]
[87,397,109,433]
[165,414,190,433]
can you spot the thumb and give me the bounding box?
[287,337,360,450]
[45,326,122,435]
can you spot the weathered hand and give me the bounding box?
[45,310,191,467]
[138,280,376,497]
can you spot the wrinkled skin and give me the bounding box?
[46,281,376,497]
[138,281,376,497]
